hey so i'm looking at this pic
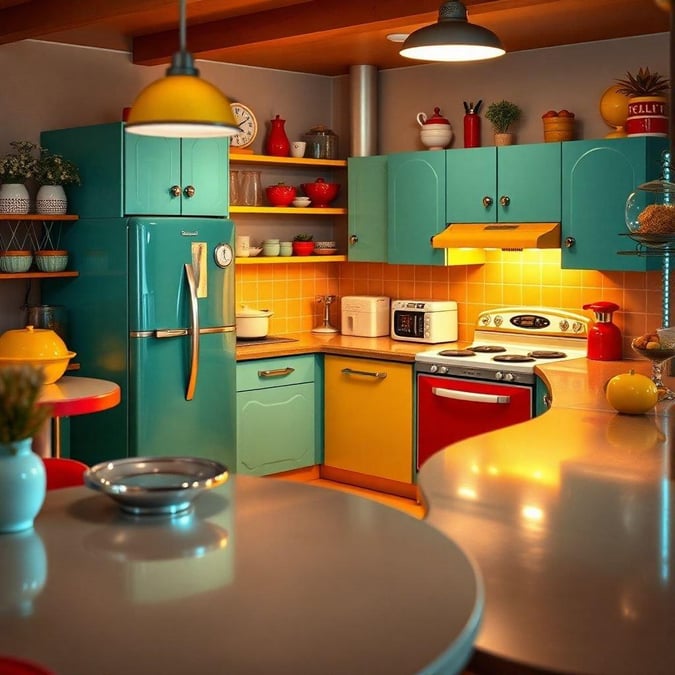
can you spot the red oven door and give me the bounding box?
[416,374,533,470]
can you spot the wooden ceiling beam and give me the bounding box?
[132,0,552,66]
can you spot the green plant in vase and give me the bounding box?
[0,365,51,533]
[485,100,522,145]
[0,140,39,215]
[35,150,81,216]
[615,67,670,137]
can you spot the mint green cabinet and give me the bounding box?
[561,137,667,271]
[446,144,561,223]
[41,123,229,218]
[347,155,388,262]
[388,151,445,265]
[236,354,319,476]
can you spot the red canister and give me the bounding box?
[265,114,290,157]
[583,301,623,361]
[464,113,480,148]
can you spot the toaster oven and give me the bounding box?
[390,300,458,344]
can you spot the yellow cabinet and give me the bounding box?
[324,355,413,484]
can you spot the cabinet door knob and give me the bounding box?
[482,196,493,208]
[499,195,510,207]
[170,185,181,197]
[349,234,359,245]
[184,185,196,198]
[564,236,576,249]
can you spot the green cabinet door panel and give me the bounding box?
[236,354,318,476]
[446,144,561,223]
[41,123,229,218]
[347,155,388,262]
[446,147,497,222]
[388,151,445,265]
[562,137,667,271]
[237,383,316,475]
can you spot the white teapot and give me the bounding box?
[417,107,453,150]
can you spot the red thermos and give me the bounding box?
[464,113,480,148]
[583,301,623,361]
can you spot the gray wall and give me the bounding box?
[0,33,669,332]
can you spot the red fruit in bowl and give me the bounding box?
[265,183,297,207]
[300,178,340,208]
[542,110,558,118]
[557,109,575,118]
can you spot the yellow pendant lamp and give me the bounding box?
[126,0,239,138]
[400,1,504,63]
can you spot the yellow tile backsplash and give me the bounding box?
[236,250,664,352]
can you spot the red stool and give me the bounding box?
[41,457,88,490]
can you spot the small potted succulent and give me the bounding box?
[292,233,315,256]
[0,365,51,533]
[485,100,522,146]
[615,67,669,137]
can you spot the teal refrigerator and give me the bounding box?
[43,217,236,468]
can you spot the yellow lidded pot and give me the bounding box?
[0,325,76,384]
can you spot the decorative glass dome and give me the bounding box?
[625,151,675,247]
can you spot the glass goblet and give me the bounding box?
[631,339,675,400]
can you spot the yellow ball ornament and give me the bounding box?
[605,369,659,415]
[599,84,630,137]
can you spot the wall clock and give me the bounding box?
[230,102,258,150]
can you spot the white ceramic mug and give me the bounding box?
[290,141,306,158]
[236,235,250,257]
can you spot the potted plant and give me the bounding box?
[485,100,522,146]
[615,67,669,137]
[35,150,81,216]
[0,141,39,214]
[0,365,50,533]
[292,233,315,256]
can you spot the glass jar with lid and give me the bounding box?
[304,125,338,159]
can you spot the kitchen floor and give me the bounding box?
[272,472,424,519]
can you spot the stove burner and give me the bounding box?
[468,345,507,353]
[527,350,567,359]
[437,349,477,357]
[492,354,536,363]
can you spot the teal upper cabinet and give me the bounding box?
[562,137,667,271]
[388,151,445,265]
[125,135,229,216]
[347,155,388,262]
[446,143,561,223]
[41,123,228,218]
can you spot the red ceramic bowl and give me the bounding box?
[265,184,297,207]
[292,241,315,256]
[300,178,340,207]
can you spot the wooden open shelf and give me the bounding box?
[236,255,346,265]
[0,271,79,279]
[0,214,79,221]
[230,205,345,215]
[229,153,346,168]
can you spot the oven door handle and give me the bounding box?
[431,387,510,404]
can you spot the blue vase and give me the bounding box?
[0,439,46,534]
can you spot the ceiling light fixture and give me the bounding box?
[399,1,505,63]
[125,0,239,138]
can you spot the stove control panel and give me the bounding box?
[476,307,589,338]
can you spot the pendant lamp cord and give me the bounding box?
[179,0,187,55]
[167,0,198,76]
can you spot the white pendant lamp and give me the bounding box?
[400,1,505,63]
[126,0,239,138]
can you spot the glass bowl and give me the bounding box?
[625,174,675,248]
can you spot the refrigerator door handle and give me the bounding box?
[184,263,200,401]
[155,329,189,338]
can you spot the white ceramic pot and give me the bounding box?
[36,185,67,215]
[236,306,274,338]
[420,124,453,150]
[0,184,30,214]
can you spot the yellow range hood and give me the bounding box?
[433,222,561,250]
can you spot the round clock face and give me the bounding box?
[230,103,258,149]
[213,243,233,268]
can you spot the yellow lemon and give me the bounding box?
[605,369,659,415]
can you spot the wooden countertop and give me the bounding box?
[236,332,453,363]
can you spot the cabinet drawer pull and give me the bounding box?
[258,367,295,378]
[341,367,387,379]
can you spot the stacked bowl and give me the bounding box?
[314,240,337,256]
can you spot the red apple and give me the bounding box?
[557,109,575,118]
[542,110,558,118]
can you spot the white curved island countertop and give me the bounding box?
[419,357,675,675]
[0,475,482,675]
